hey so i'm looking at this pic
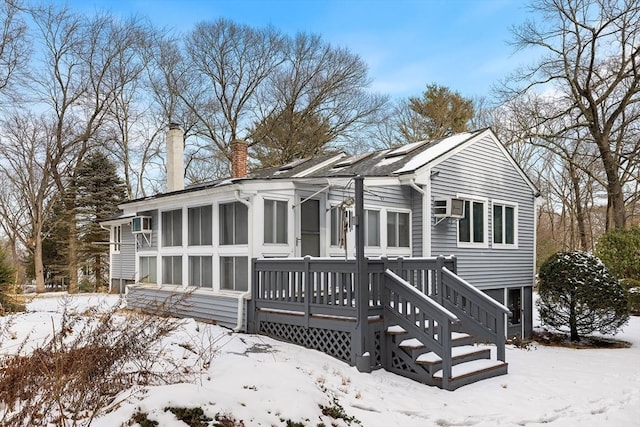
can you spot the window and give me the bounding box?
[220,256,248,291]
[365,209,380,246]
[330,207,342,246]
[508,288,522,325]
[387,211,410,248]
[220,202,248,245]
[188,205,212,246]
[189,256,212,287]
[113,225,122,253]
[264,199,287,244]
[139,256,157,284]
[162,209,182,247]
[162,256,182,285]
[493,203,516,246]
[458,200,486,245]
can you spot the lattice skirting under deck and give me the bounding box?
[259,321,352,364]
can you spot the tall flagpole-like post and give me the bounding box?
[354,175,371,372]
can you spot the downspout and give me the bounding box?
[233,190,252,332]
[409,178,430,257]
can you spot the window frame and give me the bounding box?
[456,195,488,248]
[263,198,288,244]
[188,205,213,246]
[387,210,411,248]
[492,201,518,248]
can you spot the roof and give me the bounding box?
[119,128,537,206]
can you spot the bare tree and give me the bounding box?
[251,32,387,166]
[0,0,29,101]
[502,0,640,230]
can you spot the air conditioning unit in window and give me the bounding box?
[131,216,152,234]
[434,198,465,219]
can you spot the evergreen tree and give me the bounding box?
[0,244,16,312]
[537,251,629,341]
[74,151,127,292]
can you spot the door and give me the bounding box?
[300,199,320,256]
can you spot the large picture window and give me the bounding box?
[387,211,410,248]
[161,209,182,247]
[162,256,182,285]
[458,199,487,246]
[189,256,212,287]
[493,203,516,246]
[264,199,287,244]
[139,256,157,284]
[220,256,248,291]
[220,202,248,245]
[188,205,212,246]
[365,209,380,247]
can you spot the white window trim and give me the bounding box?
[492,200,519,249]
[386,209,412,250]
[456,194,489,249]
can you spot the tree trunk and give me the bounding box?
[569,299,579,342]
[34,232,45,294]
[67,227,78,293]
[569,164,589,251]
[596,135,626,231]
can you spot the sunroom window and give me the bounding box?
[220,256,248,291]
[189,256,212,288]
[139,256,157,284]
[188,205,212,246]
[161,209,182,247]
[264,199,287,244]
[162,255,182,285]
[220,202,248,245]
[365,209,380,247]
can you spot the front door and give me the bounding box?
[300,199,320,257]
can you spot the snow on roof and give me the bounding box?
[392,131,477,174]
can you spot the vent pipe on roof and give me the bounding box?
[166,123,184,192]
[231,139,248,179]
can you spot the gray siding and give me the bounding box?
[112,224,136,280]
[126,285,247,330]
[430,134,536,289]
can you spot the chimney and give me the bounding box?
[231,139,248,179]
[166,123,184,192]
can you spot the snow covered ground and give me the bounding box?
[2,293,639,426]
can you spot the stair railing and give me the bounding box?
[383,269,460,390]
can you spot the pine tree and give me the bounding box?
[74,151,127,292]
[0,244,16,312]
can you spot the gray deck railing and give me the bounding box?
[249,255,508,369]
[383,269,460,390]
[440,267,510,361]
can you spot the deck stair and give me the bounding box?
[381,268,510,390]
[386,324,507,390]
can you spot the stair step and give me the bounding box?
[415,345,488,365]
[398,338,424,349]
[433,359,507,380]
[386,325,406,335]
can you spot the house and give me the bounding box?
[102,126,539,389]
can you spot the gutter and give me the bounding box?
[233,190,252,332]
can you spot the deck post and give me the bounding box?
[435,255,445,305]
[304,255,311,328]
[353,176,371,372]
[247,258,257,333]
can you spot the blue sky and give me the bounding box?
[60,0,533,100]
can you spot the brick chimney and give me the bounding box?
[166,123,184,192]
[231,139,248,179]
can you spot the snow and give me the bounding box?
[2,293,639,426]
[393,132,475,174]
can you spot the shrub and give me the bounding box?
[537,251,629,341]
[595,226,640,280]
